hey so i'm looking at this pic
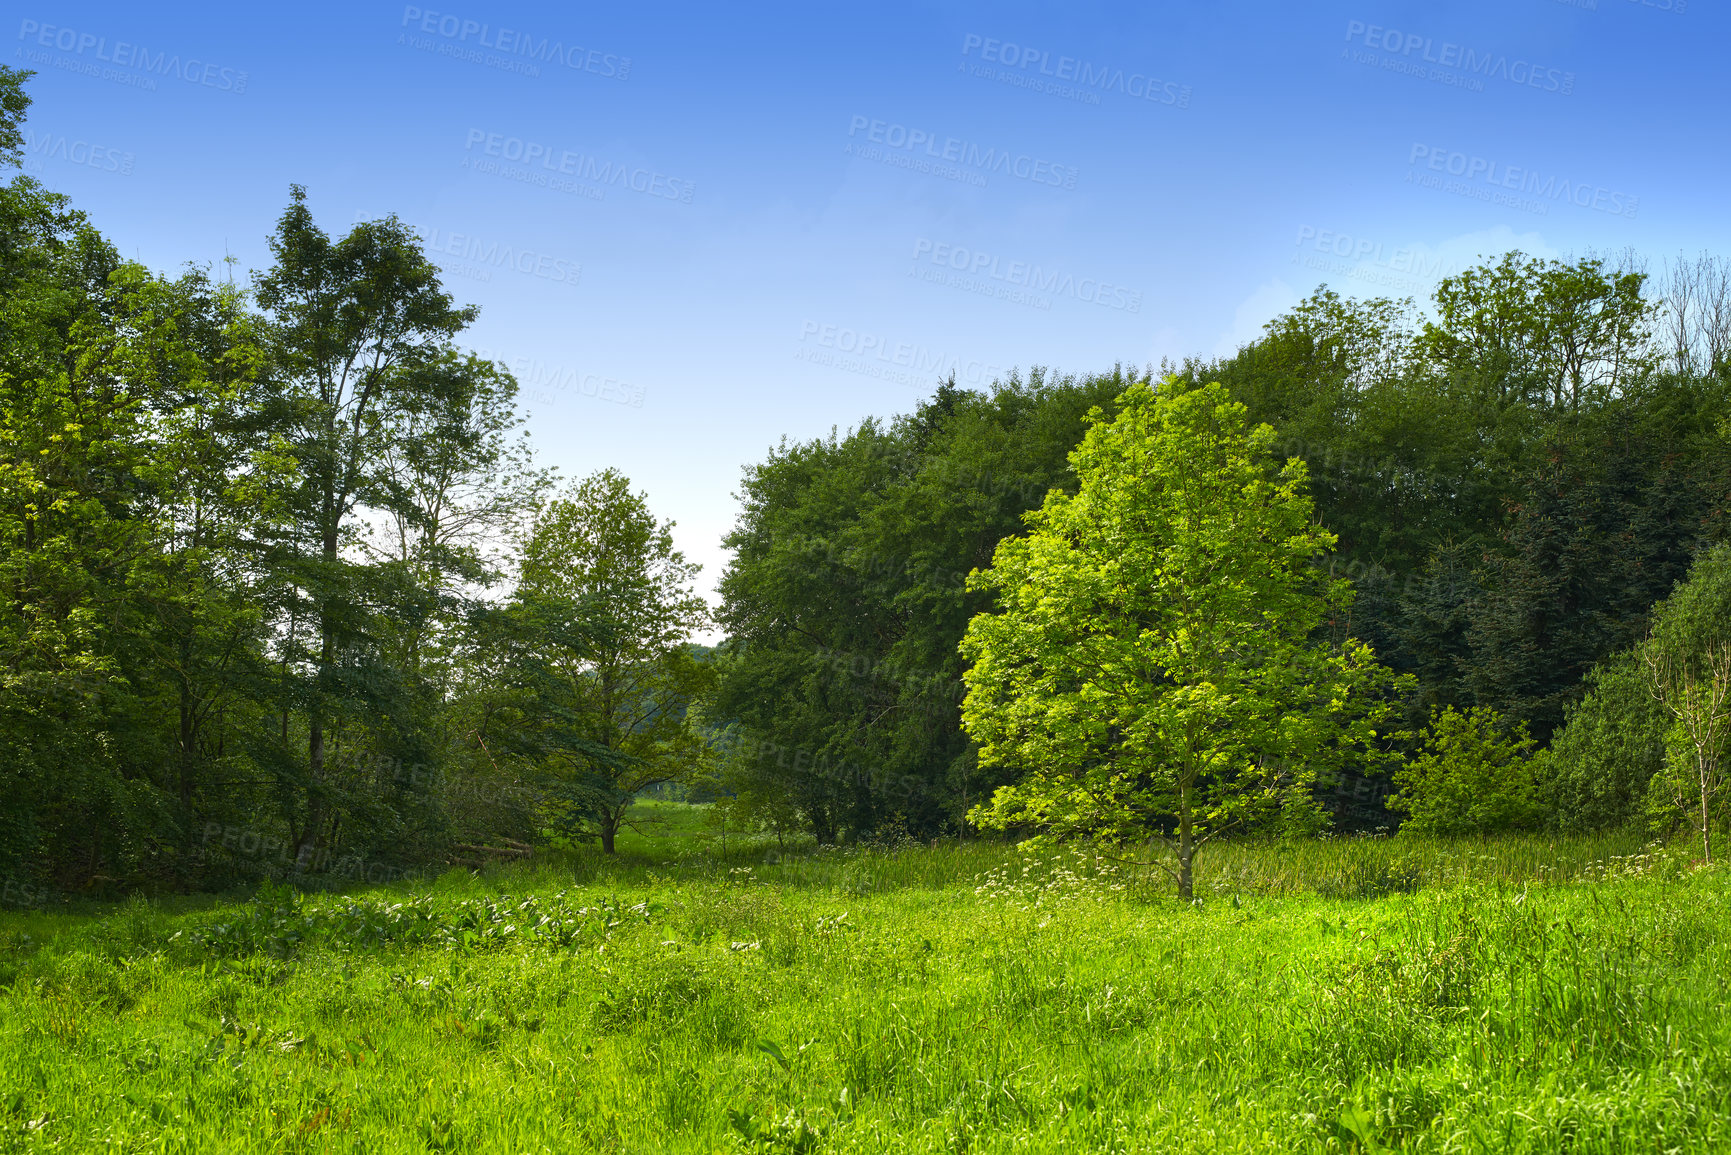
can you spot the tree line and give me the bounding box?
[4,63,1729,898]
[709,252,1731,863]
[0,70,710,893]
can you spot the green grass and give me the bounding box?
[610,800,735,856]
[0,827,1726,1152]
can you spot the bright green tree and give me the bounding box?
[1390,706,1542,835]
[960,379,1402,898]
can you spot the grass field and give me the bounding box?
[1,813,1727,1152]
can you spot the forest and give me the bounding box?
[2,61,1730,902]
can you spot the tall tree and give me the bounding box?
[368,350,548,682]
[511,470,710,853]
[0,66,147,880]
[1461,376,1725,739]
[252,188,486,865]
[1660,253,1731,378]
[90,263,286,870]
[1534,256,1656,410]
[1420,252,1655,411]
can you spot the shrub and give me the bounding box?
[1391,707,1542,835]
[1541,648,1669,832]
[1639,545,1731,858]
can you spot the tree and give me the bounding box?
[252,188,488,866]
[710,418,916,843]
[89,262,286,869]
[1644,643,1731,864]
[711,369,1138,841]
[960,379,1403,898]
[359,345,551,841]
[0,68,145,881]
[1659,252,1731,378]
[1419,252,1655,411]
[1420,252,1547,406]
[511,470,710,853]
[1534,256,1655,410]
[367,348,549,682]
[0,66,30,165]
[1461,378,1724,740]
[1255,286,1418,394]
[1390,706,1542,835]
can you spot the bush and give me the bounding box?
[1541,648,1669,832]
[1638,545,1731,854]
[1391,707,1542,835]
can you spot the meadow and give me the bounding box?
[0,809,1726,1153]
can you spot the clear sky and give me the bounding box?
[13,0,1727,628]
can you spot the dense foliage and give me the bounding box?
[714,264,1731,844]
[1390,707,1542,836]
[0,70,709,896]
[709,371,1139,842]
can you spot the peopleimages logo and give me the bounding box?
[359,214,583,288]
[23,130,133,175]
[1292,226,1459,294]
[462,130,695,203]
[911,239,1142,313]
[16,19,248,93]
[399,7,629,79]
[422,227,580,287]
[1407,144,1638,219]
[1343,20,1574,95]
[470,346,647,409]
[1294,226,1454,279]
[846,116,1079,190]
[960,34,1191,107]
[796,320,1007,389]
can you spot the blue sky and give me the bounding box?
[13,0,1726,621]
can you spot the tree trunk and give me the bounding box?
[296,703,326,869]
[177,667,197,823]
[294,524,340,869]
[1704,769,1715,866]
[599,818,617,855]
[1177,781,1194,900]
